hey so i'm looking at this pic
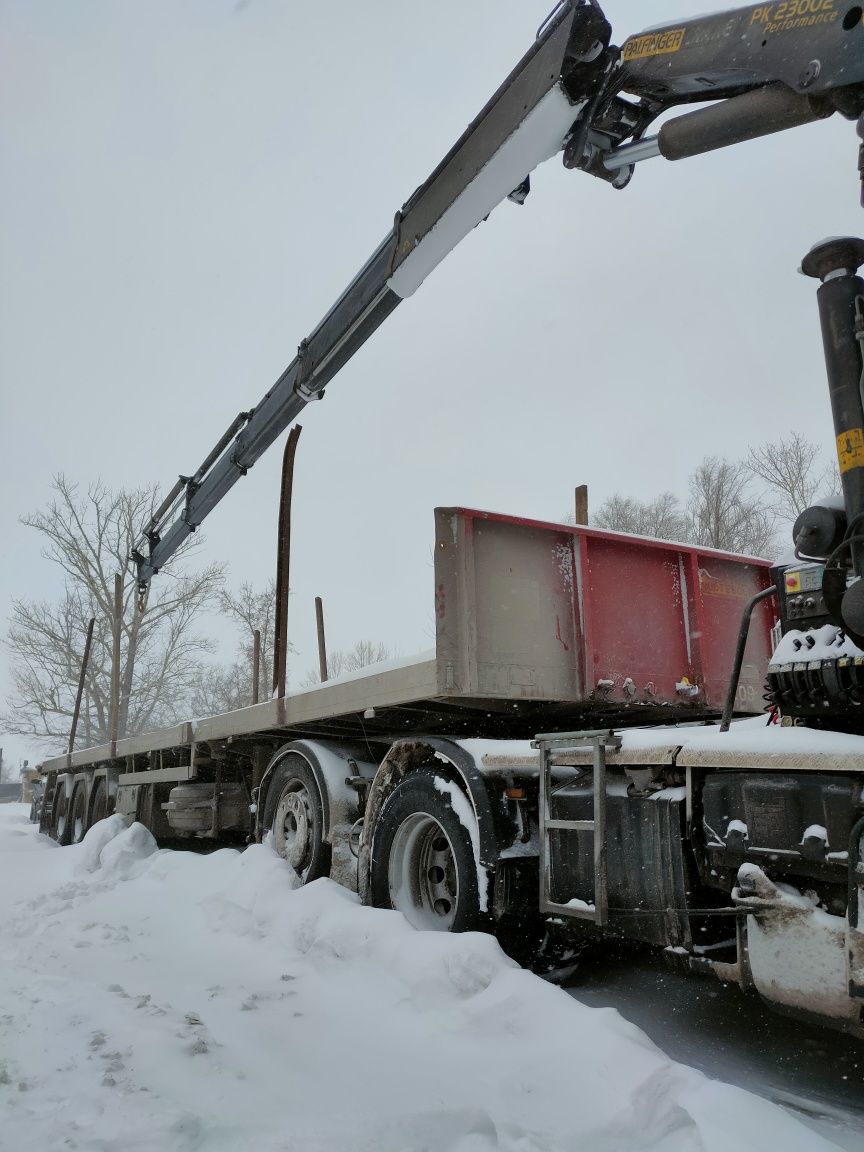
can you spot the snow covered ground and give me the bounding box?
[0,803,858,1152]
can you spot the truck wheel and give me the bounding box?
[90,778,109,825]
[70,783,88,844]
[51,781,72,845]
[369,770,486,933]
[264,756,331,883]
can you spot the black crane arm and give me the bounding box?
[135,0,864,592]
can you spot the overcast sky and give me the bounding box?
[2,0,861,768]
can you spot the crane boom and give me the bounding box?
[135,0,864,591]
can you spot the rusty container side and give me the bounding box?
[689,551,774,710]
[434,507,775,715]
[434,508,581,702]
[579,533,774,711]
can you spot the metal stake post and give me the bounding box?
[68,617,95,756]
[315,596,328,682]
[273,425,302,699]
[109,574,123,755]
[252,629,261,705]
[574,484,589,526]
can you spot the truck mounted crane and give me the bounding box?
[133,0,864,598]
[35,1,864,1038]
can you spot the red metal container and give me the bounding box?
[434,507,774,721]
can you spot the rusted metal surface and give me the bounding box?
[68,617,95,755]
[273,425,302,703]
[109,574,123,756]
[574,484,588,526]
[252,628,261,705]
[315,596,328,682]
[434,507,774,716]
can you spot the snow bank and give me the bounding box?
[74,813,133,874]
[0,805,852,1152]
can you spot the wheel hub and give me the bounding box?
[275,787,312,871]
[72,787,87,843]
[387,812,459,931]
[53,787,69,840]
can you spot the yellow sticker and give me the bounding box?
[622,28,686,61]
[837,428,864,473]
[784,571,801,593]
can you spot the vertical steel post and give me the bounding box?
[252,629,261,705]
[574,484,589,526]
[109,574,123,755]
[68,617,95,755]
[272,424,302,698]
[315,596,328,682]
[538,739,551,909]
[592,741,608,928]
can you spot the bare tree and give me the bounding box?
[189,581,279,716]
[188,660,251,719]
[745,433,839,522]
[592,492,693,542]
[300,639,392,688]
[686,456,776,556]
[2,476,223,749]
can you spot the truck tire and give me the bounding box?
[70,782,88,844]
[90,778,109,825]
[51,780,72,846]
[369,770,487,933]
[263,755,331,883]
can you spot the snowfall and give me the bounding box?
[1,804,859,1152]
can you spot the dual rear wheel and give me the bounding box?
[262,760,486,934]
[368,770,566,975]
[263,755,331,883]
[369,770,486,933]
[51,777,109,845]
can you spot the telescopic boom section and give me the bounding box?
[135,0,864,591]
[133,0,613,590]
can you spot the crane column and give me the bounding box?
[802,238,864,573]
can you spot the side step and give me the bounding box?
[534,730,621,927]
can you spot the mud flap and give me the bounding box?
[735,863,863,1035]
[848,919,864,1003]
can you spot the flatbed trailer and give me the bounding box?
[35,507,864,1037]
[27,0,864,1041]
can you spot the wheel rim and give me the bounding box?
[387,811,459,931]
[53,786,68,841]
[92,783,107,824]
[71,787,87,844]
[273,782,314,873]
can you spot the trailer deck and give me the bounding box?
[40,507,775,776]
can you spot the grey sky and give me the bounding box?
[1,0,860,767]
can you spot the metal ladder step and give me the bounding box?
[533,729,621,928]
